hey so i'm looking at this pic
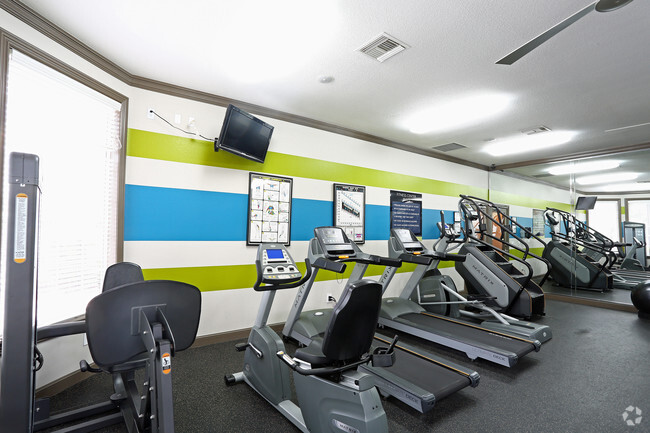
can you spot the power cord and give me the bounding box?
[149,109,213,141]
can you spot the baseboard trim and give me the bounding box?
[545,292,638,313]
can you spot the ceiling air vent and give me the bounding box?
[521,125,551,135]
[432,143,467,152]
[358,33,409,62]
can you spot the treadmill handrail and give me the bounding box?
[339,254,402,268]
[398,252,434,266]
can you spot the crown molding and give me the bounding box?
[492,141,650,171]
[0,0,489,171]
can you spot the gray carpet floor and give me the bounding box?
[42,300,650,432]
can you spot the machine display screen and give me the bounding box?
[395,229,415,243]
[318,228,346,245]
[266,249,284,259]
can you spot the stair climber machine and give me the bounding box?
[456,195,550,319]
[281,227,480,413]
[378,212,551,350]
[225,243,396,432]
[543,208,650,291]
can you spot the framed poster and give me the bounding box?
[248,172,293,245]
[390,190,422,236]
[333,183,366,244]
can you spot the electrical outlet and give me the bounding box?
[174,114,181,124]
[147,108,155,119]
[188,116,196,129]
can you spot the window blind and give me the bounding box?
[0,49,122,331]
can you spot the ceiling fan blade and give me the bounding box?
[496,2,597,65]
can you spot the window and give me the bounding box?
[626,199,650,257]
[1,49,124,331]
[587,199,621,243]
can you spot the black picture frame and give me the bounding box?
[333,183,366,244]
[247,172,293,246]
[390,190,423,236]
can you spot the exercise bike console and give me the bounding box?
[254,244,312,291]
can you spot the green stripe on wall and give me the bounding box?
[508,247,546,260]
[488,189,571,212]
[142,260,455,292]
[127,128,487,199]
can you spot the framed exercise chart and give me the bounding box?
[248,172,293,245]
[333,183,366,244]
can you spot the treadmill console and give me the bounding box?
[392,229,425,253]
[313,226,356,258]
[257,244,302,283]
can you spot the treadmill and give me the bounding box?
[282,227,479,413]
[376,229,543,367]
[379,224,551,344]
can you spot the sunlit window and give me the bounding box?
[587,200,621,244]
[1,49,122,331]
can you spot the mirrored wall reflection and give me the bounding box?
[491,149,650,308]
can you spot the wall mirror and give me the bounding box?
[489,147,650,310]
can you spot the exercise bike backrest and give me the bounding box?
[320,279,383,362]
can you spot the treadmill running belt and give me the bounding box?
[398,312,535,357]
[370,342,471,400]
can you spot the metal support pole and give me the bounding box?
[0,152,40,432]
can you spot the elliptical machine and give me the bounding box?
[225,243,393,433]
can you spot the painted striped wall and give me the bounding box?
[123,127,570,335]
[124,128,569,289]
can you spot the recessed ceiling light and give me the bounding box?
[483,131,577,157]
[575,172,638,185]
[318,75,335,84]
[403,93,513,134]
[547,160,620,175]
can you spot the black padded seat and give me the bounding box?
[294,279,382,366]
[293,339,328,366]
[86,280,201,371]
[102,262,144,292]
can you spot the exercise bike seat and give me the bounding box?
[294,279,382,367]
[85,280,201,370]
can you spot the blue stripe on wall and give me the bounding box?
[366,204,390,240]
[124,185,249,241]
[291,198,333,240]
[125,184,461,242]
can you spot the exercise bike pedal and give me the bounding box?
[234,342,248,352]
[79,359,102,374]
[234,342,263,358]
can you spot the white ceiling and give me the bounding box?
[15,0,650,189]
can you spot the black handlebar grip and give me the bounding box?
[398,253,433,265]
[313,257,347,273]
[370,255,402,268]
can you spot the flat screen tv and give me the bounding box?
[215,105,274,163]
[575,196,598,210]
